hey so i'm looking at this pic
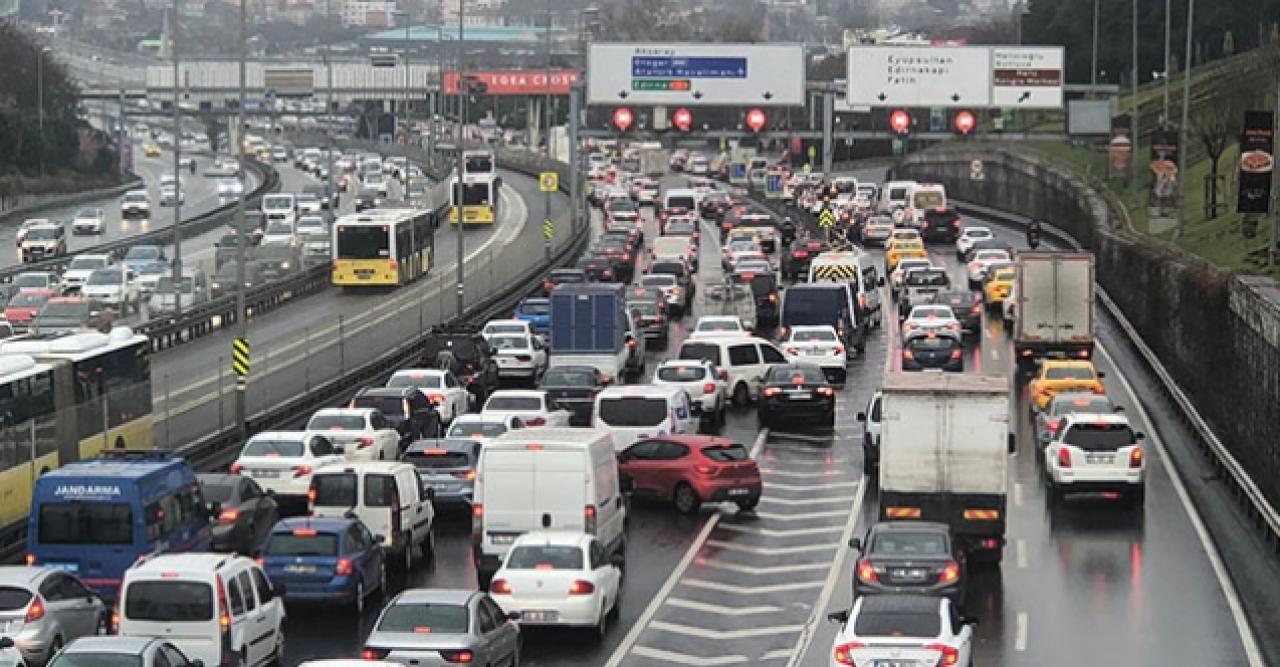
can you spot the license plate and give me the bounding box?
[254,470,280,479]
[727,488,751,497]
[891,568,928,581]
[283,564,316,574]
[489,533,518,545]
[1085,454,1115,464]
[803,348,825,356]
[872,661,919,667]
[788,392,811,400]
[497,358,512,365]
[47,562,79,574]
[521,610,559,623]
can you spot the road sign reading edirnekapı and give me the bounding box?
[587,43,806,107]
[846,45,1064,109]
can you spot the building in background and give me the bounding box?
[341,0,397,27]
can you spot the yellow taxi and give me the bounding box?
[1028,360,1105,411]
[886,237,927,271]
[143,143,162,157]
[983,266,1016,305]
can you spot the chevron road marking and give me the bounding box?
[764,481,860,492]
[682,578,825,595]
[752,510,849,520]
[650,621,806,640]
[758,469,844,478]
[697,559,830,576]
[763,649,795,661]
[666,598,784,616]
[704,539,840,556]
[756,457,850,466]
[630,647,748,665]
[716,523,846,538]
[758,495,852,506]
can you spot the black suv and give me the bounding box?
[348,386,442,446]
[921,206,961,243]
[420,329,501,403]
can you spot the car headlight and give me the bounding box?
[280,262,290,269]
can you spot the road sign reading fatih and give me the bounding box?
[818,208,836,229]
[232,338,250,378]
[543,219,555,240]
[539,171,559,192]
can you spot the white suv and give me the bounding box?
[651,358,727,431]
[117,553,286,667]
[1043,413,1146,506]
[781,325,849,387]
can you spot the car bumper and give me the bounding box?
[854,579,962,602]
[277,578,358,603]
[759,400,835,421]
[491,593,602,626]
[10,626,58,665]
[1051,470,1144,490]
[698,479,762,503]
[496,361,539,377]
[902,359,964,372]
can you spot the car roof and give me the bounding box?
[64,635,160,654]
[858,594,944,615]
[511,530,594,548]
[196,472,241,487]
[1061,412,1128,425]
[1042,359,1095,369]
[0,566,51,586]
[488,389,545,399]
[131,552,244,576]
[406,437,481,454]
[598,383,685,399]
[871,521,950,536]
[394,588,477,605]
[273,516,353,533]
[651,434,738,449]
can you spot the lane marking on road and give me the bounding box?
[630,646,747,666]
[697,559,830,576]
[1097,343,1265,666]
[1016,538,1027,569]
[683,578,825,595]
[650,621,806,640]
[752,510,850,521]
[1015,611,1028,652]
[759,495,853,507]
[666,598,784,616]
[716,523,846,538]
[759,469,845,479]
[762,648,794,661]
[766,432,833,444]
[765,481,860,492]
[1013,482,1023,507]
[601,428,769,667]
[703,539,841,556]
[784,474,868,667]
[156,182,530,416]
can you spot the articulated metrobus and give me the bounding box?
[448,173,501,225]
[332,208,436,288]
[0,327,153,528]
[462,149,496,178]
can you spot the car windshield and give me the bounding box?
[629,301,660,317]
[86,270,123,286]
[1050,395,1114,415]
[518,300,550,315]
[26,227,60,240]
[448,421,507,438]
[38,301,87,318]
[679,342,722,366]
[263,195,293,209]
[1064,423,1135,451]
[124,581,213,622]
[657,365,707,382]
[486,396,542,411]
[266,222,293,235]
[50,656,143,667]
[965,229,992,239]
[155,277,195,293]
[267,532,339,557]
[650,263,685,276]
[641,275,675,287]
[666,195,696,210]
[541,369,594,387]
[200,481,235,504]
[352,396,406,417]
[870,531,949,555]
[666,222,696,234]
[308,414,367,430]
[68,257,107,271]
[257,246,294,260]
[697,319,741,332]
[906,270,949,286]
[911,307,954,320]
[1045,366,1096,381]
[506,545,584,570]
[701,444,748,462]
[15,274,49,288]
[908,335,959,351]
[377,602,470,634]
[388,373,444,389]
[854,609,941,638]
[490,336,529,350]
[766,366,826,384]
[311,474,357,506]
[485,323,526,335]
[242,438,305,457]
[76,209,99,218]
[124,194,147,203]
[598,397,668,427]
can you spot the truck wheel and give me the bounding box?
[401,534,415,571]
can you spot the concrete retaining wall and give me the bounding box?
[891,145,1280,507]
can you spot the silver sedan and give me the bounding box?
[0,567,106,667]
[362,589,520,666]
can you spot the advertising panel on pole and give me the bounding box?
[845,46,991,108]
[990,47,1064,108]
[1109,114,1132,178]
[587,43,806,107]
[443,70,580,96]
[1237,110,1275,214]
[1149,130,1180,210]
[845,45,1063,109]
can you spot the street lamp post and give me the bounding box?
[1164,0,1172,125]
[234,0,248,437]
[454,0,466,316]
[1131,0,1140,194]
[37,46,49,177]
[1176,0,1195,235]
[325,0,335,213]
[542,0,552,262]
[170,0,184,317]
[1090,0,1099,90]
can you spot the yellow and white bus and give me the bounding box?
[332,208,436,288]
[0,327,153,528]
[448,173,501,225]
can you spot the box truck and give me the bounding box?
[1013,252,1095,369]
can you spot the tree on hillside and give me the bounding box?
[1189,88,1253,220]
[0,23,85,175]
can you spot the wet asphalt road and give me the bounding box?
[227,169,1267,666]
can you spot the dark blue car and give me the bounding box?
[514,297,551,334]
[259,516,386,613]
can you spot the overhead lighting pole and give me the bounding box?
[234,0,248,438]
[1176,0,1195,235]
[1163,0,1171,125]
[454,0,466,316]
[37,46,49,177]
[1090,0,1099,90]
[170,0,184,317]
[1131,0,1140,194]
[325,0,335,213]
[543,0,552,262]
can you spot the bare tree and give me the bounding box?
[1189,88,1252,219]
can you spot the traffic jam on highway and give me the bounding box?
[0,129,1172,667]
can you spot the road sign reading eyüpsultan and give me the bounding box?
[846,45,1063,109]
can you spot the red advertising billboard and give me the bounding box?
[443,70,581,96]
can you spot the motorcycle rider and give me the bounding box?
[1027,219,1043,248]
[780,216,797,247]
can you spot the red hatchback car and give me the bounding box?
[618,435,762,514]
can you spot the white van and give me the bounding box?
[882,180,918,214]
[651,236,695,263]
[118,553,286,667]
[661,188,699,215]
[906,183,947,225]
[473,428,625,588]
[309,462,437,571]
[594,384,699,450]
[676,335,789,406]
[807,250,885,327]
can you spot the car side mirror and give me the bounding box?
[1135,432,1146,441]
[374,534,385,543]
[1008,433,1017,455]
[1096,371,1106,379]
[826,610,849,625]
[425,487,436,501]
[856,412,867,422]
[847,537,862,551]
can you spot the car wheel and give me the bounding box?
[272,627,286,666]
[49,636,63,658]
[732,383,750,408]
[593,606,609,642]
[735,497,758,512]
[673,483,701,514]
[425,529,437,565]
[234,647,248,667]
[402,534,415,571]
[353,580,365,614]
[1128,486,1146,508]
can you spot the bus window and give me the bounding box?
[464,154,493,175]
[337,226,391,259]
[462,183,491,206]
[39,502,134,545]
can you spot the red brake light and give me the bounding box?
[950,348,963,361]
[584,504,597,534]
[1047,419,1063,434]
[702,382,716,394]
[762,387,781,397]
[25,596,45,622]
[336,558,353,576]
[215,575,231,631]
[358,436,374,448]
[525,417,546,426]
[362,648,391,660]
[834,641,864,665]
[902,349,915,361]
[472,503,484,519]
[1130,447,1144,468]
[694,464,715,475]
[490,579,511,594]
[568,580,595,595]
[855,559,877,583]
[292,528,319,537]
[939,561,960,583]
[439,650,475,663]
[928,643,960,666]
[293,465,312,478]
[24,554,34,566]
[1057,447,1072,468]
[217,509,240,525]
[229,463,243,474]
[307,485,317,504]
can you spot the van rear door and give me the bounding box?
[120,577,220,660]
[480,449,538,557]
[533,450,589,533]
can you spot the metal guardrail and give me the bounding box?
[0,174,145,226]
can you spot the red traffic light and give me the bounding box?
[672,107,693,132]
[611,107,634,132]
[745,108,767,133]
[953,110,976,135]
[889,110,911,135]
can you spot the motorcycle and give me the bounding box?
[1027,229,1041,249]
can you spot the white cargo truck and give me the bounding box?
[1012,252,1095,370]
[640,148,670,177]
[877,372,1013,564]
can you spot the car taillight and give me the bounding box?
[427,393,445,405]
[1047,419,1063,434]
[490,578,512,594]
[949,348,963,360]
[439,650,475,663]
[25,595,45,622]
[694,464,715,476]
[1057,447,1072,468]
[526,417,546,426]
[307,485,317,504]
[229,463,243,474]
[584,505,597,534]
[336,558,353,576]
[543,281,554,292]
[939,561,960,583]
[362,648,391,660]
[855,559,877,582]
[254,556,264,568]
[928,643,960,666]
[626,339,637,349]
[568,580,595,595]
[1094,385,1106,394]
[902,349,915,361]
[293,465,312,478]
[762,387,780,397]
[215,574,231,631]
[24,553,34,566]
[357,436,374,449]
[817,387,835,397]
[833,642,864,665]
[702,382,716,394]
[218,509,240,525]
[1130,447,1144,468]
[834,345,845,355]
[453,469,477,481]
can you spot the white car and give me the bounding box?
[386,368,471,423]
[482,318,535,339]
[261,220,297,247]
[651,359,727,430]
[158,184,184,207]
[71,208,104,235]
[14,219,50,246]
[891,258,933,295]
[955,226,994,258]
[966,249,1012,286]
[1043,412,1146,505]
[81,266,140,314]
[828,595,975,667]
[296,192,323,214]
[364,172,388,197]
[781,325,849,387]
[304,407,400,462]
[900,304,962,342]
[689,315,747,339]
[60,253,112,293]
[120,190,150,217]
[481,390,571,428]
[489,332,548,380]
[230,431,344,500]
[444,413,525,447]
[862,216,895,246]
[215,177,244,198]
[0,637,24,667]
[488,531,622,636]
[856,391,882,475]
[296,215,327,237]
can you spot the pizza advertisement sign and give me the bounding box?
[1149,130,1179,210]
[1237,110,1275,214]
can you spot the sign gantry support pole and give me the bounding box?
[821,91,833,177]
[568,84,582,234]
